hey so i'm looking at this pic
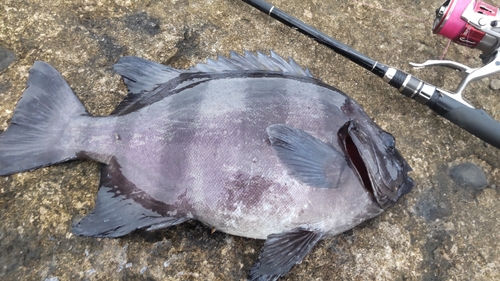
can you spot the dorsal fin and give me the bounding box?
[112,56,183,114]
[189,51,314,78]
[111,51,315,115]
[113,56,182,95]
[114,51,314,97]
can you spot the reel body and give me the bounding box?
[414,0,500,97]
[434,0,500,56]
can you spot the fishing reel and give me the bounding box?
[411,0,500,97]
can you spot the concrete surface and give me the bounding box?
[0,0,499,280]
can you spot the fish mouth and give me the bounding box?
[338,121,374,197]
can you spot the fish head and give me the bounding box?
[338,107,414,209]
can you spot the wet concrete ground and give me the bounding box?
[1,0,499,280]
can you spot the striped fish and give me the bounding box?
[0,51,413,281]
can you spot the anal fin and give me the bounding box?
[72,159,187,238]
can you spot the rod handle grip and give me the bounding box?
[426,92,500,149]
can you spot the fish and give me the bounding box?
[0,51,414,280]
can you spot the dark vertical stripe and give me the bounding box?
[159,82,207,188]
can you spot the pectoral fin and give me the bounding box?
[248,228,323,281]
[267,124,349,189]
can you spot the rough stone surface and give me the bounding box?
[450,162,489,190]
[489,78,500,90]
[0,46,15,72]
[1,0,499,280]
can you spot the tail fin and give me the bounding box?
[0,61,88,176]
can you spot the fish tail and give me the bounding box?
[0,61,88,176]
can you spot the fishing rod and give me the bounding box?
[242,0,500,149]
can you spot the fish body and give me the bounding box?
[0,51,413,280]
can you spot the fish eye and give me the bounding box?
[387,140,395,152]
[380,131,395,152]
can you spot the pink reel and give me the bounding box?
[433,0,498,49]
